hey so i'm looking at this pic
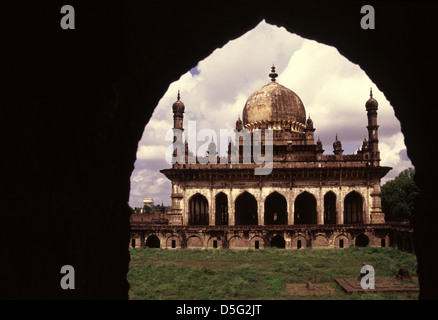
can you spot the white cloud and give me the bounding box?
[129,20,412,207]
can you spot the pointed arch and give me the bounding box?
[294,191,317,225]
[344,191,364,224]
[324,191,337,224]
[264,191,287,225]
[235,191,258,225]
[215,192,228,226]
[188,193,209,225]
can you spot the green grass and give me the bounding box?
[128,247,418,300]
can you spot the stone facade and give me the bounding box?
[130,67,404,250]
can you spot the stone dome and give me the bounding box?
[365,88,378,110]
[242,68,306,132]
[172,91,185,113]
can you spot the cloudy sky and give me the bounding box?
[129,20,412,208]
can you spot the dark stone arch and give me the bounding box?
[215,192,228,226]
[344,191,363,224]
[294,192,317,225]
[355,234,369,247]
[270,235,286,248]
[235,191,258,225]
[324,191,337,224]
[145,235,160,248]
[6,1,438,300]
[188,193,209,225]
[264,192,287,225]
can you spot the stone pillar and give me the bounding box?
[285,233,292,249]
[289,191,295,225]
[370,183,385,224]
[364,187,370,224]
[209,189,215,226]
[337,187,344,224]
[183,191,189,226]
[229,189,235,226]
[160,234,166,248]
[317,188,324,225]
[258,190,264,226]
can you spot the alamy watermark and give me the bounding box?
[60,265,75,290]
[165,121,274,175]
[360,264,375,290]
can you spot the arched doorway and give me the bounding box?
[294,192,317,224]
[215,192,228,225]
[189,193,209,225]
[324,191,337,224]
[235,191,258,225]
[145,235,160,248]
[355,234,369,247]
[344,191,363,223]
[264,192,287,225]
[270,235,285,248]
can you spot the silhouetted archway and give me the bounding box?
[189,193,209,225]
[235,192,258,225]
[10,1,438,300]
[270,235,285,248]
[294,192,317,224]
[145,235,160,248]
[324,191,337,224]
[344,191,363,224]
[264,192,287,225]
[355,234,369,247]
[215,192,228,225]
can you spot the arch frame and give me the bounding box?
[264,191,288,225]
[187,192,209,226]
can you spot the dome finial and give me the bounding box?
[369,87,373,99]
[177,90,181,101]
[269,65,278,82]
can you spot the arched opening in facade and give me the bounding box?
[294,192,317,224]
[235,191,258,225]
[145,235,160,248]
[264,192,287,225]
[324,191,337,224]
[355,234,369,247]
[270,235,286,248]
[215,192,228,225]
[344,191,363,224]
[188,193,209,225]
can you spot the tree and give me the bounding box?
[381,168,420,222]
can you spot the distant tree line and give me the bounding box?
[381,167,420,223]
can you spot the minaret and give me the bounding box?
[333,134,343,155]
[235,115,243,131]
[304,115,315,145]
[172,90,185,130]
[365,88,385,223]
[172,91,185,162]
[365,88,380,166]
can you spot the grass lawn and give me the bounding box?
[128,246,418,300]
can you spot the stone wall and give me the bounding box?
[130,225,403,250]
